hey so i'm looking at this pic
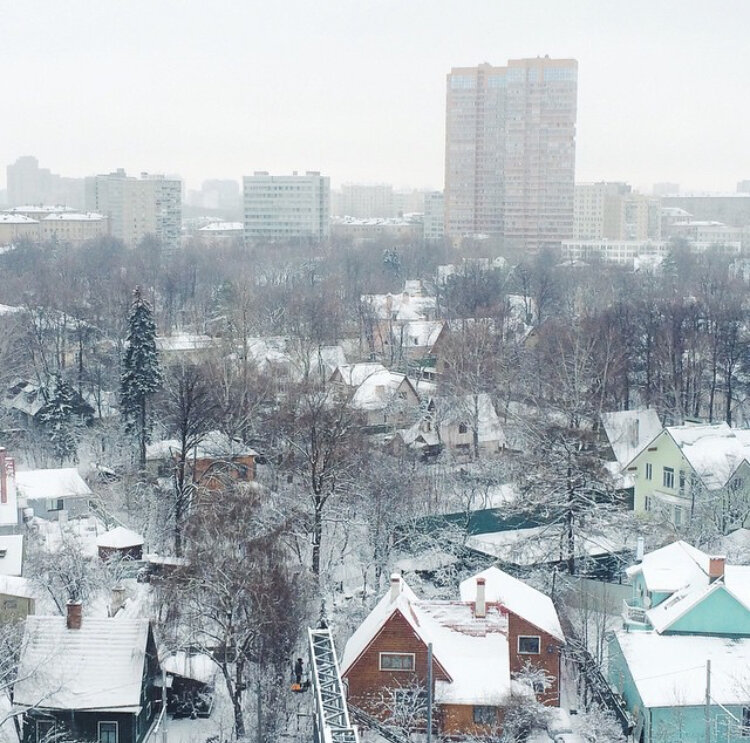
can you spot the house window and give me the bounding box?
[679,470,686,495]
[663,467,675,489]
[645,463,653,481]
[46,499,64,512]
[36,721,55,743]
[518,636,541,654]
[98,721,118,743]
[380,652,415,671]
[742,706,750,736]
[674,506,683,527]
[393,688,427,712]
[473,705,496,726]
[458,423,468,434]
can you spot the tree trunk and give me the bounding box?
[138,396,147,471]
[312,496,323,578]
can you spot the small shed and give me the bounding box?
[96,526,144,561]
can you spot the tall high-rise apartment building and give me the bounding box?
[85,170,182,248]
[243,171,330,243]
[444,57,578,252]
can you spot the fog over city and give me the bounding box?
[2,0,750,191]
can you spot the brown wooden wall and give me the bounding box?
[507,611,562,706]
[344,610,448,719]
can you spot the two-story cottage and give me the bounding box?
[624,423,750,529]
[610,541,750,743]
[14,603,161,743]
[341,567,564,738]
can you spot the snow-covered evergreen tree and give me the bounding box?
[39,373,78,465]
[120,286,162,470]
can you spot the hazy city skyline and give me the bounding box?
[3,1,749,193]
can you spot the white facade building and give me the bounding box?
[243,171,330,244]
[561,239,668,265]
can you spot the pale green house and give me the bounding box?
[625,423,750,530]
[609,541,750,743]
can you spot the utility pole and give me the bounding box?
[426,642,433,743]
[705,659,711,743]
[161,665,168,743]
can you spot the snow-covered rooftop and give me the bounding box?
[15,467,92,500]
[459,566,564,641]
[0,574,38,600]
[330,363,388,387]
[96,526,144,549]
[664,423,750,490]
[0,534,23,576]
[147,430,257,461]
[14,616,151,711]
[600,408,662,468]
[614,631,750,707]
[393,320,445,349]
[155,332,216,353]
[0,214,39,224]
[162,651,216,684]
[351,370,412,411]
[341,574,513,707]
[42,212,105,222]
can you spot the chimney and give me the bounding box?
[66,600,82,630]
[636,537,645,563]
[708,556,725,582]
[390,573,401,602]
[109,585,126,617]
[475,577,486,618]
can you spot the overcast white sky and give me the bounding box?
[2,1,749,193]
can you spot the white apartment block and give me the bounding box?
[84,170,182,248]
[561,239,668,265]
[337,183,395,218]
[243,171,330,244]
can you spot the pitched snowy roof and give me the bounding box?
[629,541,750,633]
[614,631,750,707]
[15,468,92,501]
[96,526,144,549]
[393,320,445,348]
[440,393,506,445]
[459,567,564,641]
[0,534,24,576]
[162,651,216,684]
[351,370,413,411]
[14,616,151,711]
[600,408,662,468]
[341,575,512,707]
[0,574,38,600]
[155,333,215,353]
[147,431,257,461]
[662,423,750,490]
[626,540,710,593]
[330,362,388,387]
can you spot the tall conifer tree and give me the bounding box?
[121,287,161,469]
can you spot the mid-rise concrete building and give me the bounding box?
[444,57,578,252]
[6,156,85,209]
[661,193,750,228]
[336,183,395,218]
[0,214,41,245]
[41,212,107,244]
[423,191,445,242]
[574,183,660,241]
[561,239,668,266]
[85,170,182,248]
[243,171,329,244]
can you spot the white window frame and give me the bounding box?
[379,652,415,672]
[674,505,683,527]
[517,635,541,654]
[46,498,64,512]
[663,467,675,489]
[645,463,653,481]
[98,721,118,743]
